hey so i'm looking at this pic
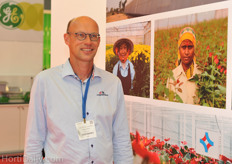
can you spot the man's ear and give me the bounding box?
[115,47,118,55]
[64,33,70,45]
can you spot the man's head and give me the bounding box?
[64,16,100,64]
[177,27,196,68]
[179,39,195,67]
[113,38,133,63]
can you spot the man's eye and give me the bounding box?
[78,33,85,38]
[91,34,97,38]
[181,45,193,49]
[181,46,187,49]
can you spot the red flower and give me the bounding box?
[172,144,179,150]
[132,131,160,164]
[190,159,198,164]
[135,131,140,143]
[144,139,151,147]
[151,136,155,142]
[224,58,227,62]
[189,148,196,155]
[214,58,219,65]
[217,65,221,69]
[206,45,210,50]
[174,156,183,163]
[220,68,224,73]
[149,145,154,151]
[224,69,227,75]
[165,149,172,154]
[214,55,218,60]
[181,141,187,145]
[209,52,212,57]
[132,141,160,164]
[159,141,165,149]
[221,42,224,47]
[219,154,232,163]
[164,138,170,142]
[173,154,179,158]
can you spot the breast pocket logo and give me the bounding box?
[97,91,108,96]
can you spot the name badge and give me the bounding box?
[75,120,97,140]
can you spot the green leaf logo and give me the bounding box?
[0,1,24,29]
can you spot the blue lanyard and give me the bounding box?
[81,74,92,123]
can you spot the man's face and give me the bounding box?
[118,43,129,63]
[64,18,100,64]
[179,39,195,67]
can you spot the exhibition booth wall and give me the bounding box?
[51,0,232,161]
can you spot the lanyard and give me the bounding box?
[81,74,92,123]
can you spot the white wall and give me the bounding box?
[51,0,106,69]
[0,41,43,76]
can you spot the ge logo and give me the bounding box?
[0,1,24,29]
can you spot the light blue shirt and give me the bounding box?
[112,60,135,89]
[24,60,133,164]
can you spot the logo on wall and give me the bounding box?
[0,1,24,29]
[200,132,214,153]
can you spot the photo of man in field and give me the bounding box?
[112,38,135,95]
[166,27,202,104]
[106,21,151,98]
[154,9,228,108]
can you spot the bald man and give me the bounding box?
[24,16,133,164]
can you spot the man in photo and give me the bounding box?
[113,38,135,95]
[166,27,202,104]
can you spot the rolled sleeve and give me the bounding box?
[112,80,133,164]
[24,73,47,164]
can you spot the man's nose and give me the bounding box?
[184,48,190,54]
[84,34,92,44]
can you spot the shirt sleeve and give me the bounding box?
[112,62,118,76]
[24,73,47,164]
[112,79,133,164]
[130,63,135,89]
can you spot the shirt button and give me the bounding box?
[87,112,89,115]
[91,144,93,148]
[91,161,94,163]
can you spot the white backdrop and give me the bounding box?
[51,0,106,69]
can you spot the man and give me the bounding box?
[24,16,133,164]
[166,27,201,104]
[112,38,135,95]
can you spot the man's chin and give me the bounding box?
[120,59,126,63]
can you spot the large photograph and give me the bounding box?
[106,0,227,23]
[106,21,151,98]
[153,9,228,108]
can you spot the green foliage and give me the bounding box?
[130,51,150,97]
[190,48,226,108]
[0,96,9,103]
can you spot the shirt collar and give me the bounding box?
[61,59,101,80]
[119,60,129,68]
[176,61,197,78]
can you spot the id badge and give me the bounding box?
[75,120,97,140]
